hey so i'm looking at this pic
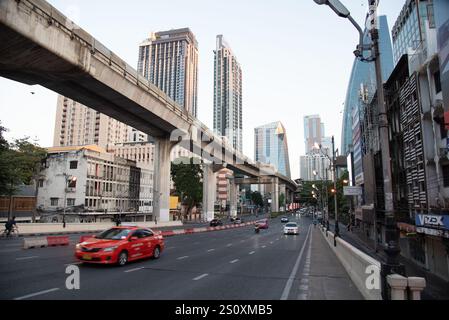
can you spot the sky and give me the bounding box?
[0,0,406,179]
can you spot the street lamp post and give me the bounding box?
[332,136,339,239]
[313,0,405,299]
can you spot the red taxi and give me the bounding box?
[75,226,164,266]
[254,219,269,229]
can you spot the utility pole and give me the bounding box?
[368,0,405,298]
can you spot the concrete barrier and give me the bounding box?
[23,237,48,249]
[16,221,183,236]
[320,227,382,300]
[47,236,69,246]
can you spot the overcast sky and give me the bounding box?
[0,0,406,179]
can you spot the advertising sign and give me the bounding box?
[415,214,449,230]
[343,186,363,196]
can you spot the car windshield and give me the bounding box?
[96,228,132,240]
[285,223,297,227]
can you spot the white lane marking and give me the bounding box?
[303,272,310,277]
[276,238,280,241]
[177,256,189,260]
[226,243,232,247]
[230,259,239,264]
[193,273,209,281]
[280,225,312,300]
[14,288,60,300]
[165,246,175,250]
[124,267,144,273]
[261,245,266,248]
[15,256,38,261]
[270,241,274,244]
[64,262,82,266]
[301,278,309,284]
[299,285,309,291]
[207,249,215,252]
[249,251,255,255]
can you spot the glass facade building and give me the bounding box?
[341,15,394,155]
[254,122,291,178]
[392,0,435,64]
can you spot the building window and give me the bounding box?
[70,161,78,169]
[443,165,449,188]
[68,179,77,188]
[67,198,75,206]
[38,179,44,187]
[434,71,441,94]
[50,198,59,206]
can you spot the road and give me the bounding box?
[0,216,362,300]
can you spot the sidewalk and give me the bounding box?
[308,226,364,300]
[328,220,449,300]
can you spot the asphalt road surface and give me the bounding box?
[0,216,362,300]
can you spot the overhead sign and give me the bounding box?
[343,186,363,196]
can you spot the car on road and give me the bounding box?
[284,222,299,235]
[75,226,164,266]
[280,216,289,223]
[254,219,269,229]
[210,219,223,227]
[233,218,243,224]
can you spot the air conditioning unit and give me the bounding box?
[65,187,76,193]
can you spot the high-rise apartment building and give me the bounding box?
[254,122,291,178]
[341,15,394,155]
[213,35,243,152]
[392,0,435,64]
[137,28,199,117]
[53,95,138,149]
[303,115,324,154]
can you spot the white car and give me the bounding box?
[284,222,299,235]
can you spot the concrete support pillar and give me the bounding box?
[407,277,426,300]
[271,177,279,213]
[230,179,238,217]
[386,274,408,300]
[153,138,173,223]
[279,184,286,212]
[202,164,216,222]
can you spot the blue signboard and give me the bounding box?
[415,214,449,231]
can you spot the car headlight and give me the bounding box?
[76,243,82,249]
[103,246,118,252]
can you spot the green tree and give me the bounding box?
[250,191,264,207]
[0,123,47,219]
[170,157,203,220]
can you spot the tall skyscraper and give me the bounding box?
[137,28,199,117]
[303,115,324,154]
[341,15,394,155]
[392,0,435,64]
[254,122,291,178]
[53,95,137,149]
[213,35,243,152]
